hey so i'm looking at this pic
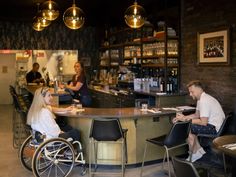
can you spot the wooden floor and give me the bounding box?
[0,104,169,177]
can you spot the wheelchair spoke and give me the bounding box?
[33,138,75,177]
[19,135,34,171]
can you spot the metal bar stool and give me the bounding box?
[89,118,127,177]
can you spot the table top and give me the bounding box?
[54,106,195,119]
[213,135,236,158]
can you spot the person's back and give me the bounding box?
[198,92,225,132]
[31,107,61,139]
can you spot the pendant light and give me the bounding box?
[38,13,51,27]
[124,0,147,29]
[32,17,45,31]
[41,0,59,21]
[63,0,85,30]
[32,3,46,31]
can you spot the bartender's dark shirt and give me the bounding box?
[71,74,89,96]
[26,71,42,83]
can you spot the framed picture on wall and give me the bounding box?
[197,28,230,65]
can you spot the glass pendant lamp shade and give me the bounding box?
[37,13,51,27]
[32,17,45,31]
[41,0,59,21]
[63,4,85,30]
[124,2,147,28]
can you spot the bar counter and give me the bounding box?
[25,85,190,166]
[56,107,189,166]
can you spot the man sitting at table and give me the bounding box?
[26,62,44,84]
[173,80,225,162]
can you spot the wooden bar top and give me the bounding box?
[55,107,186,119]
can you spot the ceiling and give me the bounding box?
[0,0,179,27]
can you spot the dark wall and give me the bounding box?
[0,21,99,65]
[0,21,101,82]
[181,0,236,113]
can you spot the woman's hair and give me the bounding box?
[27,87,50,125]
[75,61,85,76]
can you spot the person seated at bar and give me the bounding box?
[27,87,80,141]
[60,61,91,107]
[26,62,44,84]
[173,80,225,162]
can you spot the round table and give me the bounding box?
[213,135,236,176]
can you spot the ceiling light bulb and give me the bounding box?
[124,2,146,29]
[63,4,85,30]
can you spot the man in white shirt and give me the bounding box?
[173,80,225,162]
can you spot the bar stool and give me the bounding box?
[172,157,200,177]
[141,121,191,177]
[89,118,127,177]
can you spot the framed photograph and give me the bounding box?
[197,28,230,65]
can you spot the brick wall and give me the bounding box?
[181,0,236,114]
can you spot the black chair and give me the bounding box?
[172,157,200,177]
[194,112,233,174]
[141,121,191,177]
[89,118,127,177]
[9,88,30,148]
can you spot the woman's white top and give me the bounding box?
[31,107,61,139]
[196,92,225,132]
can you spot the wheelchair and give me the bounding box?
[19,129,86,177]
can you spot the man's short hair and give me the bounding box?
[33,62,39,67]
[187,80,204,90]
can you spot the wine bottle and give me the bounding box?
[104,30,109,46]
[160,78,165,92]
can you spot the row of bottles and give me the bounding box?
[133,68,178,94]
[98,23,179,94]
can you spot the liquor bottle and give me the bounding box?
[104,30,109,46]
[169,78,173,93]
[172,69,178,93]
[160,78,165,92]
[167,79,170,94]
[54,80,58,93]
[45,72,50,87]
[167,78,173,94]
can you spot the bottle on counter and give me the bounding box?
[45,72,50,87]
[103,30,109,46]
[166,78,173,94]
[54,79,58,93]
[160,78,165,93]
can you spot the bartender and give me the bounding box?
[60,61,91,107]
[26,62,44,84]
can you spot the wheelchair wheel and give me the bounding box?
[32,138,75,177]
[19,135,36,171]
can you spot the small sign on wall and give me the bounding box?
[2,66,8,73]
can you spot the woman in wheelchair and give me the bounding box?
[20,87,86,177]
[27,87,80,141]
